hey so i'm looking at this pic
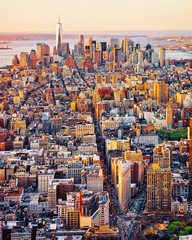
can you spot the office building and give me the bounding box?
[38,172,54,194]
[153,145,171,169]
[37,43,50,60]
[135,43,140,51]
[124,150,143,162]
[152,52,159,64]
[62,43,69,58]
[66,210,80,229]
[78,35,84,56]
[118,160,131,211]
[112,48,121,63]
[20,52,29,67]
[166,105,173,129]
[79,35,84,46]
[138,50,143,63]
[131,50,138,64]
[85,45,90,57]
[122,38,134,61]
[29,50,37,69]
[101,42,107,52]
[82,56,94,72]
[97,191,110,226]
[42,54,50,67]
[88,37,93,57]
[76,123,94,138]
[109,38,119,48]
[93,50,102,66]
[61,161,82,184]
[58,192,81,220]
[80,190,109,227]
[42,112,51,135]
[87,169,103,192]
[159,47,166,67]
[47,185,57,208]
[124,150,144,187]
[154,82,169,103]
[147,164,172,212]
[12,55,19,67]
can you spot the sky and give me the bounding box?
[0,0,192,32]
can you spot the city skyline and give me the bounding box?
[1,0,192,32]
[0,1,192,239]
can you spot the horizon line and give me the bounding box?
[0,29,192,34]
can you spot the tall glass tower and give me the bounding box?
[56,15,62,55]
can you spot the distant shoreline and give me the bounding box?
[0,34,148,41]
[0,41,12,44]
[0,30,192,41]
[0,47,12,50]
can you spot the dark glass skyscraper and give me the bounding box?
[56,15,63,55]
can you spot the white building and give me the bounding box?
[134,135,159,145]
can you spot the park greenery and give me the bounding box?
[136,221,192,240]
[168,221,192,238]
[157,129,187,141]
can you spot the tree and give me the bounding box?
[145,234,159,240]
[168,222,186,235]
[179,226,192,236]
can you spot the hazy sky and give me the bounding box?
[1,0,192,32]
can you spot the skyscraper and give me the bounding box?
[20,52,29,67]
[101,42,107,52]
[29,50,37,69]
[154,82,169,103]
[147,163,172,212]
[12,55,19,68]
[79,35,84,46]
[37,43,50,60]
[138,50,143,63]
[85,45,90,57]
[78,35,84,56]
[153,145,171,169]
[122,38,134,61]
[152,52,159,64]
[112,48,122,63]
[88,37,93,57]
[166,105,173,129]
[56,15,63,56]
[159,47,166,67]
[109,38,119,48]
[93,50,102,66]
[62,43,69,58]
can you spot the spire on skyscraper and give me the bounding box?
[58,13,60,23]
[56,15,63,55]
